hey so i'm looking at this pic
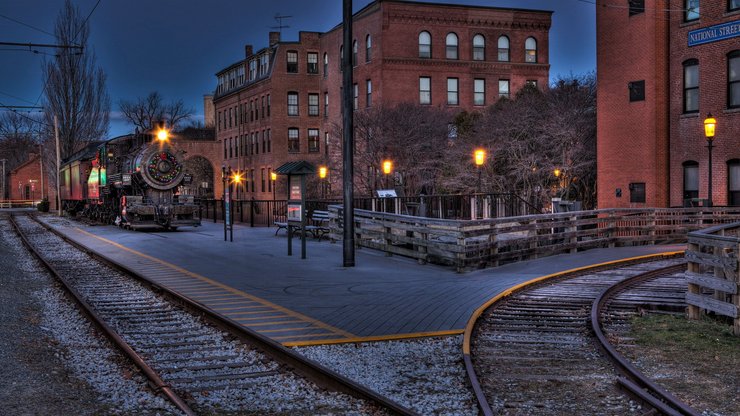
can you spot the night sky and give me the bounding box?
[0,0,596,137]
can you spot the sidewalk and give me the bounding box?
[43,216,685,345]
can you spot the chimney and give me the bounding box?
[245,44,253,58]
[269,31,281,46]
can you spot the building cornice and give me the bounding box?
[387,12,551,31]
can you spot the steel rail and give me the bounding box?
[591,262,701,416]
[462,252,685,416]
[27,214,418,416]
[8,214,196,416]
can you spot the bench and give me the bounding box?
[305,210,330,241]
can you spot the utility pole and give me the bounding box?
[39,144,44,201]
[54,115,61,215]
[1,158,6,203]
[342,0,355,267]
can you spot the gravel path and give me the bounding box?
[294,336,478,416]
[0,214,177,415]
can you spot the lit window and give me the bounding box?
[683,59,699,113]
[499,79,510,99]
[729,51,740,108]
[420,77,431,105]
[307,52,318,74]
[287,92,299,116]
[288,128,299,152]
[308,129,319,152]
[474,79,485,106]
[685,0,699,21]
[446,33,458,60]
[497,36,509,62]
[447,78,458,105]
[419,31,431,58]
[473,34,485,61]
[287,51,298,73]
[525,37,537,63]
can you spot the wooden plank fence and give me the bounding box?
[686,223,740,335]
[327,207,740,274]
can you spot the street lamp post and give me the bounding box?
[474,149,486,219]
[704,113,716,207]
[382,160,392,189]
[319,165,328,199]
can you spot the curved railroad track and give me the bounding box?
[9,213,415,415]
[466,256,701,415]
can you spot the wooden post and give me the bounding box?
[569,215,578,254]
[735,241,740,335]
[687,241,701,321]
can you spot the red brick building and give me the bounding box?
[597,0,740,208]
[213,0,551,199]
[9,153,50,201]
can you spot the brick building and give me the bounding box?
[213,0,551,199]
[9,152,50,201]
[597,0,740,208]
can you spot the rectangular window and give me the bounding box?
[235,136,239,157]
[684,163,699,200]
[229,138,233,158]
[499,79,510,99]
[729,52,740,108]
[447,78,459,105]
[685,0,699,21]
[267,94,271,117]
[218,111,221,130]
[420,77,431,105]
[324,132,329,156]
[223,139,227,159]
[255,132,259,154]
[260,54,269,75]
[267,129,271,153]
[308,128,319,152]
[353,83,359,110]
[287,51,298,73]
[732,0,740,11]
[629,183,646,203]
[250,101,254,122]
[366,79,372,107]
[251,133,255,155]
[261,96,265,119]
[308,93,319,116]
[474,79,485,106]
[684,62,699,113]
[261,168,265,193]
[288,128,299,152]
[251,169,255,192]
[628,0,644,16]
[229,108,233,128]
[287,92,299,116]
[629,80,645,102]
[268,168,272,192]
[249,59,257,80]
[729,162,740,206]
[324,93,329,118]
[262,130,266,153]
[307,52,319,74]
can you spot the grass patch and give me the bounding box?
[630,314,739,358]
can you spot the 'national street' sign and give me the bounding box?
[688,19,740,47]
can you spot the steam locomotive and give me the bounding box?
[60,130,201,230]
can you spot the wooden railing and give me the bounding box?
[0,199,37,209]
[328,207,740,272]
[686,223,740,335]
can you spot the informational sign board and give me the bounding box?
[224,188,231,226]
[290,176,302,200]
[122,174,132,185]
[287,203,302,222]
[376,189,397,198]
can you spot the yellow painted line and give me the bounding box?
[259,327,315,333]
[283,329,465,347]
[177,287,231,295]
[233,314,288,322]
[246,320,305,327]
[188,296,241,302]
[166,281,214,289]
[273,333,335,340]
[211,304,265,312]
[207,300,258,306]
[224,309,276,316]
[73,227,354,339]
[461,250,685,355]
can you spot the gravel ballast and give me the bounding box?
[294,336,478,415]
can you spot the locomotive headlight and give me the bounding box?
[156,129,169,142]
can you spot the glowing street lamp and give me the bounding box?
[473,149,486,193]
[318,165,328,199]
[319,165,328,179]
[382,159,393,189]
[704,113,716,207]
[156,128,169,142]
[554,168,561,178]
[270,171,277,202]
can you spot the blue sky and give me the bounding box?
[0,0,596,137]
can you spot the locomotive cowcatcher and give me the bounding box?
[59,129,201,230]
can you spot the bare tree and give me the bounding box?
[119,91,193,132]
[0,112,40,170]
[42,0,110,161]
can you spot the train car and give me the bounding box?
[60,130,201,230]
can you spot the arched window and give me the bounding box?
[419,31,431,58]
[472,34,485,61]
[366,34,372,62]
[525,37,537,63]
[683,59,699,113]
[339,45,344,71]
[683,161,699,203]
[446,33,458,59]
[728,159,740,206]
[323,53,328,77]
[352,40,358,66]
[728,50,740,109]
[497,35,510,62]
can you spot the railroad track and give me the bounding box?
[466,257,701,415]
[9,213,415,415]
